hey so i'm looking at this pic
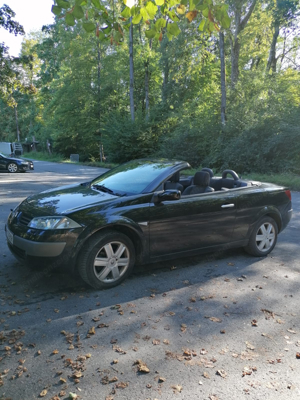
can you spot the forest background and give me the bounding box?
[0,0,299,174]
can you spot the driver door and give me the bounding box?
[149,191,237,257]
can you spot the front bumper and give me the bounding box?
[5,216,80,269]
[18,164,30,172]
[5,226,66,257]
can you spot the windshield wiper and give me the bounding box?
[92,184,116,195]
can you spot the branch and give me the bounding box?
[237,0,258,35]
[282,55,300,69]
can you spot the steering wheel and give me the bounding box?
[222,169,239,181]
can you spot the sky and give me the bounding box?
[0,0,55,57]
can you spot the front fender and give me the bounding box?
[70,216,148,265]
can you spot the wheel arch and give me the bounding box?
[264,212,282,232]
[73,223,146,270]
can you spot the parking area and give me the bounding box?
[0,162,300,400]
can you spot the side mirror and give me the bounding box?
[155,189,181,204]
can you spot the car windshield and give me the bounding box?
[91,160,176,194]
[0,152,5,158]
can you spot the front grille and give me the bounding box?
[19,213,32,226]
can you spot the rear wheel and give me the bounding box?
[77,231,135,289]
[244,216,278,256]
[7,163,18,173]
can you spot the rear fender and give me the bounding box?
[246,206,282,238]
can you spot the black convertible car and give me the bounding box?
[0,152,34,173]
[5,159,292,289]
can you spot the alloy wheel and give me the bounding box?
[93,241,130,283]
[7,163,18,173]
[255,222,275,252]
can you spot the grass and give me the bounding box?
[26,152,300,191]
[27,151,117,169]
[242,173,300,191]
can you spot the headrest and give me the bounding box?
[194,171,210,187]
[201,168,214,178]
[170,171,180,182]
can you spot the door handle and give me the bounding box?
[221,203,235,208]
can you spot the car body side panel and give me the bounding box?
[234,187,292,239]
[149,191,237,257]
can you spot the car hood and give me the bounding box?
[22,183,118,215]
[7,156,27,163]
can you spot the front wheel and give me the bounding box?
[77,231,136,289]
[7,163,18,173]
[244,216,278,256]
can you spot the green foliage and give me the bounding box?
[0,0,299,176]
[102,112,162,163]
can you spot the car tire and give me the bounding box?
[7,163,18,173]
[77,231,136,289]
[244,216,278,256]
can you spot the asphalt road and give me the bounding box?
[0,161,300,400]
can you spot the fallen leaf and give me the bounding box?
[209,317,222,323]
[172,384,183,392]
[134,359,150,373]
[152,339,160,345]
[115,381,128,389]
[98,323,109,328]
[69,393,78,399]
[39,390,47,397]
[88,327,95,335]
[52,349,59,354]
[246,342,255,350]
[203,371,210,379]
[251,319,258,327]
[216,369,227,378]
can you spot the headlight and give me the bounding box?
[28,216,82,230]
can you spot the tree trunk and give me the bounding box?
[145,59,150,120]
[14,105,20,142]
[230,37,241,87]
[266,22,280,74]
[228,0,257,87]
[129,18,135,121]
[219,30,226,126]
[162,43,169,103]
[97,39,104,162]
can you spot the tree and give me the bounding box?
[227,0,257,87]
[0,4,25,94]
[266,0,299,73]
